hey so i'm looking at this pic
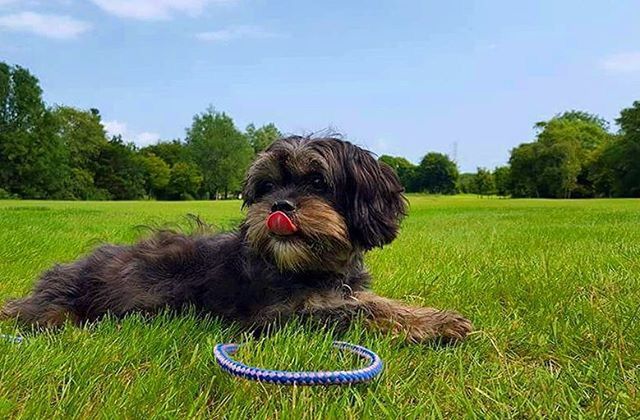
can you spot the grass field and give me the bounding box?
[1,196,639,418]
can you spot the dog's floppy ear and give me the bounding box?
[340,143,407,250]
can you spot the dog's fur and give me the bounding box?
[0,136,471,343]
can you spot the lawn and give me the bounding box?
[1,196,639,418]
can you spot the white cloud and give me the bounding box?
[103,120,127,138]
[135,131,161,146]
[601,52,640,73]
[90,0,234,21]
[103,120,160,147]
[196,25,278,42]
[0,11,90,39]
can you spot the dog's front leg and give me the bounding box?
[301,291,472,343]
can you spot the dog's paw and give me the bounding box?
[435,311,473,342]
[405,309,472,344]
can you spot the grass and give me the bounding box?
[0,196,639,418]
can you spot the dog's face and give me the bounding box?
[242,136,407,273]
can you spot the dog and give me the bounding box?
[1,136,471,343]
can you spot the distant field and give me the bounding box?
[1,196,639,418]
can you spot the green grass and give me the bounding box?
[1,196,639,418]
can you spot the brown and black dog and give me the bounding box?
[1,136,471,343]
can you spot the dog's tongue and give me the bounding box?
[266,211,298,235]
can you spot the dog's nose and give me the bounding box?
[271,200,295,213]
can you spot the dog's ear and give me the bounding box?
[341,144,407,250]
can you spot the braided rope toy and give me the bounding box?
[3,333,383,385]
[0,333,23,343]
[214,341,383,385]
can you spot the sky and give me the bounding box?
[1,1,639,172]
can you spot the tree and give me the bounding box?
[473,168,495,196]
[140,153,171,198]
[493,166,511,196]
[613,101,640,196]
[167,162,203,200]
[0,63,69,198]
[457,173,475,194]
[509,142,541,197]
[140,140,189,166]
[537,110,609,131]
[508,111,612,198]
[93,136,146,200]
[186,108,253,199]
[51,106,109,199]
[378,155,419,192]
[415,152,458,194]
[591,101,640,197]
[246,123,281,154]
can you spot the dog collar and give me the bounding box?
[214,341,383,385]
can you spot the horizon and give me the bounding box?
[1,1,639,171]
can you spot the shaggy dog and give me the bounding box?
[1,136,471,343]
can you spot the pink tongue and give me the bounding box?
[266,211,298,235]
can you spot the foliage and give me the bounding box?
[379,155,419,192]
[0,61,283,201]
[140,154,171,197]
[0,64,69,199]
[93,136,146,200]
[600,101,640,197]
[493,166,510,196]
[457,173,475,194]
[246,123,281,154]
[52,106,109,199]
[509,112,612,198]
[140,140,189,166]
[186,108,253,199]
[1,61,639,200]
[415,152,459,194]
[473,168,495,196]
[166,162,203,200]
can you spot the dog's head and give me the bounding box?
[242,136,407,272]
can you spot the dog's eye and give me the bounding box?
[309,175,327,192]
[257,181,275,196]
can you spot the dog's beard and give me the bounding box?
[244,197,352,272]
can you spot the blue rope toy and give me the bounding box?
[214,341,383,385]
[1,333,23,344]
[3,333,383,385]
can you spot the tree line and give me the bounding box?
[1,61,638,200]
[380,108,640,198]
[0,62,280,200]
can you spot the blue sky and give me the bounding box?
[1,1,639,172]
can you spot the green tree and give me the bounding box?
[457,173,476,194]
[51,106,109,199]
[509,111,612,198]
[93,136,146,200]
[416,152,458,194]
[508,142,540,197]
[614,101,640,196]
[473,168,495,196]
[379,155,419,192]
[591,101,640,197]
[246,123,281,154]
[140,140,189,166]
[493,166,511,196]
[186,108,253,199]
[0,63,69,198]
[140,153,171,198]
[536,110,609,132]
[167,162,203,200]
